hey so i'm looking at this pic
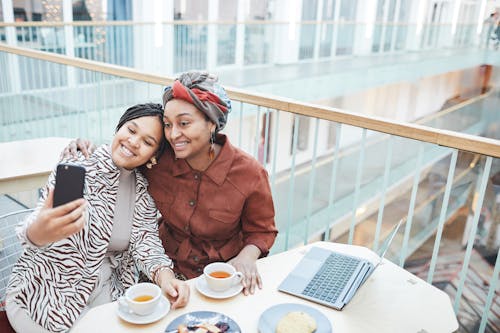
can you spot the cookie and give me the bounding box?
[275,311,317,333]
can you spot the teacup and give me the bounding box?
[203,262,243,292]
[118,282,161,316]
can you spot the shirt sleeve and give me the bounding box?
[240,167,278,257]
[16,169,56,250]
[131,192,173,280]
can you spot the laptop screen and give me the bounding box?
[375,219,403,265]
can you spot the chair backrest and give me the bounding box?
[0,209,34,310]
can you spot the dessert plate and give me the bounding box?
[258,303,332,333]
[165,311,241,332]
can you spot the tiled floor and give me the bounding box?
[406,213,499,333]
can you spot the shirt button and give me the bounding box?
[197,268,202,273]
[189,200,196,207]
[184,225,189,232]
[193,256,199,262]
[194,174,200,180]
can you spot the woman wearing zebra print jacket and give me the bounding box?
[5,103,190,333]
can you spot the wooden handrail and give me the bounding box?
[1,43,499,158]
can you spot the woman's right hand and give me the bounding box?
[60,138,96,160]
[27,189,87,247]
[156,268,190,309]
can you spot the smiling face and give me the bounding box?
[163,98,216,169]
[111,116,163,170]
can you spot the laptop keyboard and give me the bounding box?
[301,252,361,303]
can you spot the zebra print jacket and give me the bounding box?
[7,145,172,333]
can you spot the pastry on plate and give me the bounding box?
[275,311,317,333]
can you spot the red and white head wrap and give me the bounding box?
[162,71,231,131]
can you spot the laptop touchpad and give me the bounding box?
[292,258,323,279]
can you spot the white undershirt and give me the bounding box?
[107,167,135,252]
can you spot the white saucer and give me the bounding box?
[195,276,243,299]
[116,295,170,324]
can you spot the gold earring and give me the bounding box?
[208,132,215,161]
[146,157,157,169]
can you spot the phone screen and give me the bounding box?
[53,163,86,207]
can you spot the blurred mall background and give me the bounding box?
[1,1,500,331]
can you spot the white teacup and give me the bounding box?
[203,262,243,292]
[118,282,161,316]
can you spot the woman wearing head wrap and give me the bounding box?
[64,71,277,296]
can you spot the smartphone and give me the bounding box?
[53,163,86,207]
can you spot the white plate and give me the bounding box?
[258,303,332,333]
[195,276,243,299]
[116,295,170,324]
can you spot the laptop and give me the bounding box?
[278,219,403,310]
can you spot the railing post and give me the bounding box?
[325,123,342,240]
[285,115,300,250]
[486,175,500,251]
[454,156,493,314]
[427,149,458,284]
[304,119,320,243]
[269,110,280,194]
[399,143,424,266]
[253,106,261,159]
[374,135,394,252]
[478,246,500,333]
[348,128,367,244]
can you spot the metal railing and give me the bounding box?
[0,20,491,75]
[1,43,499,331]
[0,208,34,310]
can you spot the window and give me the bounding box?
[12,0,62,22]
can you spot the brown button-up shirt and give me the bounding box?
[145,135,277,279]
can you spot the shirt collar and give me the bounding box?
[170,134,234,186]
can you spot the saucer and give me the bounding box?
[258,303,332,333]
[116,295,170,324]
[195,276,243,299]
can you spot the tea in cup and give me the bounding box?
[203,262,243,292]
[118,282,161,316]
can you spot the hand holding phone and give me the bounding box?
[53,163,86,207]
[27,188,87,247]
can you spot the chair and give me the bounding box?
[0,209,34,333]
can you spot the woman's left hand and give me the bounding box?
[157,269,190,309]
[228,245,262,296]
